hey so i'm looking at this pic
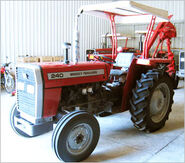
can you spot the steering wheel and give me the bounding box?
[93,54,116,64]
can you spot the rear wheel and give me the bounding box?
[52,111,100,162]
[129,69,174,132]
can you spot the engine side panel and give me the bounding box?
[43,88,62,118]
[40,61,110,117]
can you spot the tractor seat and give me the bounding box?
[110,68,128,76]
[110,52,134,77]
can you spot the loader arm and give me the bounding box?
[142,21,176,59]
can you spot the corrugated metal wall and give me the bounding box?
[1,0,111,64]
[116,0,184,50]
[1,0,184,65]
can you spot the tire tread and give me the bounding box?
[129,69,174,132]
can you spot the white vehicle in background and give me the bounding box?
[177,50,184,78]
[172,50,184,88]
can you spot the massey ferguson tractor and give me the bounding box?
[11,1,177,162]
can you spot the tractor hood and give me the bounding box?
[39,61,110,88]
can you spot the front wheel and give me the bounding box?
[52,111,100,162]
[129,69,174,132]
[5,73,15,93]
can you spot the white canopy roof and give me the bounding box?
[79,1,170,24]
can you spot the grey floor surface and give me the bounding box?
[1,80,184,162]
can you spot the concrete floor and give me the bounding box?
[1,80,184,162]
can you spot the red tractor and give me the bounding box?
[86,33,137,61]
[11,1,177,162]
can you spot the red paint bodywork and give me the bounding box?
[121,20,176,111]
[96,48,112,54]
[37,14,176,118]
[43,88,62,117]
[95,47,134,54]
[40,61,110,88]
[121,58,137,111]
[39,61,110,117]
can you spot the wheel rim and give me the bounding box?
[5,75,14,92]
[150,83,170,123]
[66,123,93,155]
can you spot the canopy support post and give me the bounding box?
[142,16,156,59]
[108,14,117,60]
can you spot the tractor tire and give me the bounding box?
[10,103,32,137]
[52,110,86,152]
[52,111,100,162]
[129,69,174,132]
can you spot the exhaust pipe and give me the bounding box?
[73,10,83,64]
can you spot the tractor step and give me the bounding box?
[98,111,112,117]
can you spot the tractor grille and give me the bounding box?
[16,67,36,117]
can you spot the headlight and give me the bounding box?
[17,82,24,91]
[27,85,34,94]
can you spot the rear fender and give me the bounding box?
[121,58,148,111]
